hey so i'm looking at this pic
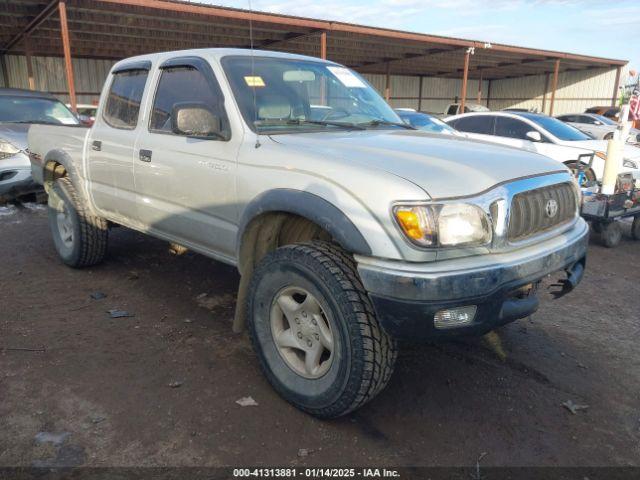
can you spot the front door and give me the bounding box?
[133,57,240,260]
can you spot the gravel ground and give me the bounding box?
[0,203,639,468]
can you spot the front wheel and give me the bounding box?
[48,176,108,267]
[247,241,397,418]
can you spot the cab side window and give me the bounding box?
[150,65,228,136]
[577,115,596,124]
[453,115,494,135]
[494,117,534,140]
[103,69,148,129]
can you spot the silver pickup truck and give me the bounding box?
[28,48,588,418]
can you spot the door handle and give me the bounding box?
[91,140,102,151]
[139,149,152,162]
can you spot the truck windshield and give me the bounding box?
[0,96,79,125]
[222,56,403,133]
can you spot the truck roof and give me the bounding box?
[111,47,338,72]
[0,87,58,100]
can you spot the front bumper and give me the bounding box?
[356,218,589,339]
[0,153,41,199]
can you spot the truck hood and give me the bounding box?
[270,129,566,199]
[0,123,29,150]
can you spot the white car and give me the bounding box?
[444,111,640,182]
[556,113,640,143]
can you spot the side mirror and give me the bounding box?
[171,102,224,139]
[526,131,542,142]
[594,120,603,126]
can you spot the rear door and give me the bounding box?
[493,116,539,152]
[133,56,240,260]
[87,62,150,220]
[450,114,496,143]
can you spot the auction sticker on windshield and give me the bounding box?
[327,66,367,88]
[244,76,266,87]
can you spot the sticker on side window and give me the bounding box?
[244,76,265,87]
[327,67,367,88]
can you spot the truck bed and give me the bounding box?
[28,124,89,185]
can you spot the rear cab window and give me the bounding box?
[103,68,149,129]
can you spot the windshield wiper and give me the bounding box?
[359,119,417,130]
[254,119,366,130]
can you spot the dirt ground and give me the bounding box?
[1,202,639,468]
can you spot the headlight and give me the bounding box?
[623,159,638,169]
[394,203,492,248]
[0,140,20,160]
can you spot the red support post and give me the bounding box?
[612,66,621,107]
[459,49,470,113]
[59,0,77,112]
[549,59,560,116]
[25,35,36,90]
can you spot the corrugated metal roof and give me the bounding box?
[0,0,627,80]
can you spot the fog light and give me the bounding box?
[434,306,477,329]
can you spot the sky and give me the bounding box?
[195,0,640,71]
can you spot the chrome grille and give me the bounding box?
[508,183,577,241]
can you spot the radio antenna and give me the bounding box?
[248,0,261,148]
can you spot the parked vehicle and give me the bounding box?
[444,111,640,183]
[444,102,489,116]
[70,104,98,126]
[585,106,620,121]
[556,113,640,143]
[0,88,78,201]
[395,109,463,136]
[28,49,588,417]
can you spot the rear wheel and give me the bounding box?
[632,216,640,241]
[599,221,622,248]
[48,176,108,267]
[247,241,397,418]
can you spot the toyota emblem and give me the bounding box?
[545,199,558,218]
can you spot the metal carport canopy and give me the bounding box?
[0,0,628,112]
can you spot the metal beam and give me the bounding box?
[612,66,621,107]
[476,71,482,103]
[258,30,318,49]
[24,35,35,90]
[1,0,59,53]
[0,55,9,87]
[358,47,453,69]
[542,72,550,114]
[320,31,327,59]
[59,0,76,112]
[385,62,391,101]
[459,49,471,113]
[418,76,424,111]
[549,59,560,116]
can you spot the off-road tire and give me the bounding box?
[599,221,621,248]
[247,241,397,418]
[632,216,640,241]
[48,176,108,267]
